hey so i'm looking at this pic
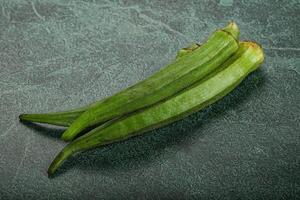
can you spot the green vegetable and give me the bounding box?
[60,22,239,141]
[47,41,264,176]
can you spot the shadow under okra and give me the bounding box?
[19,121,65,139]
[20,116,105,140]
[51,69,266,177]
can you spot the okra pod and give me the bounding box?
[48,41,264,176]
[60,22,239,141]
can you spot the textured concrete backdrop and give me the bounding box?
[0,0,299,199]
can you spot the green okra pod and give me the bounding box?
[48,41,264,176]
[60,22,239,141]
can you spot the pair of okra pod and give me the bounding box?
[19,22,264,176]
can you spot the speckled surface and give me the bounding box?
[0,0,299,199]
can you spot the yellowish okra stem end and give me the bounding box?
[242,41,265,64]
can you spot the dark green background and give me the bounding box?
[0,0,299,199]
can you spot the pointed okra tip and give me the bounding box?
[19,114,33,123]
[61,133,74,142]
[19,114,26,121]
[222,21,239,41]
[47,149,69,177]
[19,113,30,120]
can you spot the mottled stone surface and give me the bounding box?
[0,0,299,199]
